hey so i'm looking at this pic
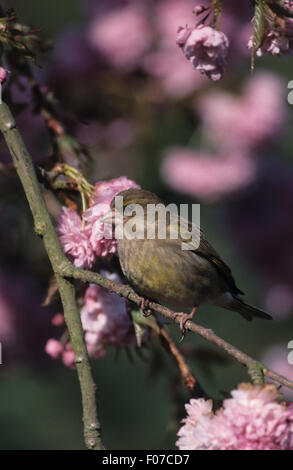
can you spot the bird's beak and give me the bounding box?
[101,208,124,226]
[100,209,115,225]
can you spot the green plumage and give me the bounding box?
[111,189,272,322]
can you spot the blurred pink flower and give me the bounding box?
[0,67,8,83]
[83,176,140,257]
[161,148,255,201]
[51,313,65,326]
[248,2,293,57]
[81,271,136,357]
[62,345,76,369]
[155,0,196,49]
[45,338,76,368]
[57,207,96,269]
[88,4,152,70]
[140,0,206,97]
[45,338,64,359]
[0,281,17,345]
[249,32,291,57]
[177,383,293,450]
[142,49,206,98]
[177,25,229,81]
[198,73,286,151]
[262,345,293,400]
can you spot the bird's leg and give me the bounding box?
[175,306,197,342]
[139,297,152,317]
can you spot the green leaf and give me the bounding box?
[130,309,161,348]
[251,0,267,71]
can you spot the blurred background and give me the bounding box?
[0,0,292,450]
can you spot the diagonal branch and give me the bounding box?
[60,265,293,391]
[0,101,104,450]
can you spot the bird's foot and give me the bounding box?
[175,307,197,342]
[139,297,152,317]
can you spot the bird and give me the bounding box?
[104,188,272,336]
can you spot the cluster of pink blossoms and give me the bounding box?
[0,66,8,83]
[57,176,140,268]
[45,271,136,367]
[162,72,286,201]
[248,0,293,57]
[177,383,293,450]
[198,72,286,152]
[80,271,136,359]
[176,24,229,81]
[176,1,293,81]
[161,71,285,201]
[47,177,140,366]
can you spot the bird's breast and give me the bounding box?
[117,238,223,310]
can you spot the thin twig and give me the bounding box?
[0,101,104,450]
[159,327,196,392]
[61,266,293,391]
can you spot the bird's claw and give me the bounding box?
[140,297,152,317]
[175,307,197,342]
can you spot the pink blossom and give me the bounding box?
[45,338,76,368]
[177,25,229,81]
[93,175,140,200]
[155,0,196,49]
[62,345,76,369]
[57,207,96,269]
[161,148,255,201]
[249,32,291,57]
[45,338,63,359]
[177,383,293,450]
[80,271,136,357]
[248,2,293,57]
[0,284,17,346]
[51,313,65,326]
[0,67,8,83]
[83,176,140,257]
[140,0,206,97]
[198,73,286,151]
[87,4,152,70]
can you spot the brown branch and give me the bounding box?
[159,327,196,392]
[60,265,293,391]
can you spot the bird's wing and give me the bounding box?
[168,218,244,296]
[196,232,244,295]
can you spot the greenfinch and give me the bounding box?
[106,189,272,332]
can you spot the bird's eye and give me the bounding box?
[124,203,138,215]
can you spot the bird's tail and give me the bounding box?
[223,295,272,321]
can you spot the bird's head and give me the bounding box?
[110,188,162,213]
[101,189,162,239]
